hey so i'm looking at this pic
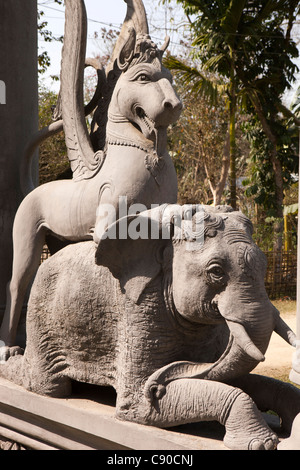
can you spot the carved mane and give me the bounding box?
[20,0,171,194]
[90,32,168,152]
[61,0,153,181]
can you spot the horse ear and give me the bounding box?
[117,27,136,71]
[95,212,170,304]
[159,36,170,57]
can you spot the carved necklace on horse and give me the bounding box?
[106,112,166,186]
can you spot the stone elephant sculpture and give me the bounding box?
[2,204,300,451]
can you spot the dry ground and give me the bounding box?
[253,300,297,383]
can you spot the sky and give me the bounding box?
[38,0,189,91]
[38,0,128,90]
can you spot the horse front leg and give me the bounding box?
[0,204,47,352]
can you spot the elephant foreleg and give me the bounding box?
[142,378,278,450]
[228,374,300,433]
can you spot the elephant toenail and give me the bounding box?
[249,439,265,450]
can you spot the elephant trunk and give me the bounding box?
[205,287,295,381]
[144,286,296,402]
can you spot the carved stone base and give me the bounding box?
[0,377,228,450]
[0,377,288,451]
[0,437,27,450]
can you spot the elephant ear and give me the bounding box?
[95,210,170,304]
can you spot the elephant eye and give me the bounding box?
[207,265,225,284]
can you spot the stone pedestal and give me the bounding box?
[0,0,38,321]
[0,377,289,451]
[0,377,229,451]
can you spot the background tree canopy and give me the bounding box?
[164,0,300,250]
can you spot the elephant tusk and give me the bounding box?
[225,320,265,362]
[272,307,297,347]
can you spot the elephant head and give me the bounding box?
[95,204,296,399]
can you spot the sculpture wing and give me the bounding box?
[61,0,105,182]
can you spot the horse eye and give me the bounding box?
[137,74,150,82]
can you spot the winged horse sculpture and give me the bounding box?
[0,0,182,354]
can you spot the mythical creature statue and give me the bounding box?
[0,0,182,353]
[1,204,300,450]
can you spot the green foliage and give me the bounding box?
[38,83,70,185]
[252,220,278,252]
[164,0,299,227]
[174,0,299,103]
[292,85,300,117]
[163,55,223,104]
[242,114,299,216]
[167,77,249,205]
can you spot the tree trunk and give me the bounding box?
[229,52,237,210]
[204,130,230,206]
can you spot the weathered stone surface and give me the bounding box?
[0,0,181,350]
[0,377,227,450]
[1,204,300,450]
[278,412,300,450]
[0,377,292,451]
[1,0,300,453]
